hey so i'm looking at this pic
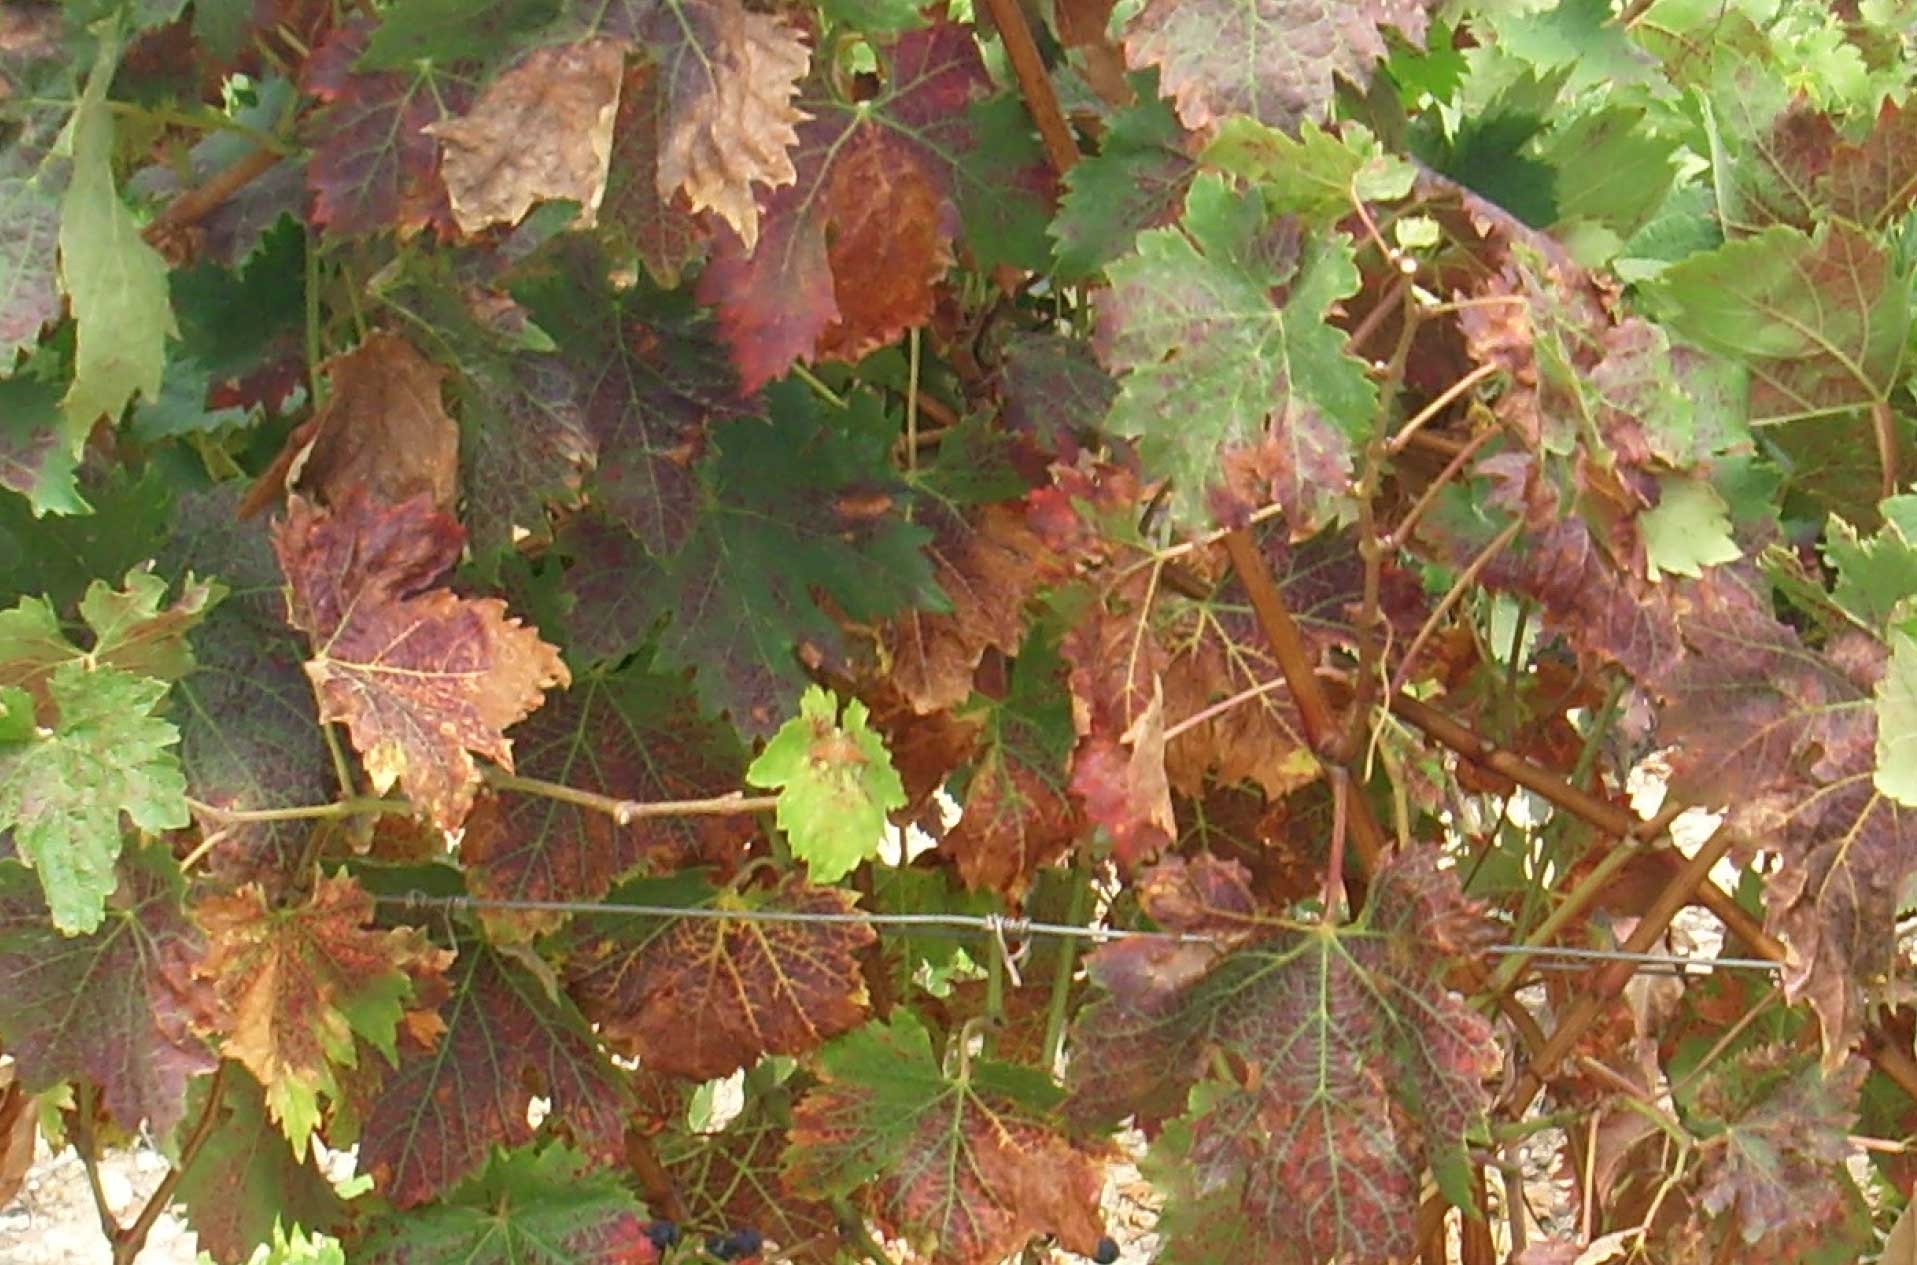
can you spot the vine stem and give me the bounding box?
[114,1065,228,1265]
[1350,283,1420,753]
[1392,424,1500,548]
[185,794,409,823]
[1387,690,1917,1102]
[1222,528,1387,874]
[1386,362,1498,456]
[1387,518,1523,698]
[1040,870,1090,1071]
[187,780,779,830]
[141,147,280,247]
[977,0,1079,177]
[479,768,779,824]
[74,1085,120,1247]
[1500,826,1739,1114]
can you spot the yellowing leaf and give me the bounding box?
[193,872,451,1157]
[747,685,906,883]
[58,26,178,440]
[272,492,570,830]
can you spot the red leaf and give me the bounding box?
[462,669,753,940]
[697,23,990,392]
[302,20,466,237]
[358,945,631,1208]
[272,491,570,830]
[568,877,875,1080]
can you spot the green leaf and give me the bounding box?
[1644,224,1913,424]
[173,1069,347,1264]
[0,570,217,716]
[1825,497,1917,630]
[1875,627,1917,806]
[360,1143,654,1265]
[820,0,928,33]
[0,663,189,933]
[1051,90,1193,280]
[748,685,907,884]
[637,383,946,732]
[1098,172,1373,531]
[57,25,178,441]
[1642,476,1743,581]
[0,369,82,515]
[1202,118,1413,223]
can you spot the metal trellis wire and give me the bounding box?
[371,891,1784,976]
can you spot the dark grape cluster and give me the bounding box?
[707,1227,765,1260]
[644,1221,681,1252]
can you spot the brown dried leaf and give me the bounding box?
[272,491,570,830]
[885,503,1065,715]
[427,39,626,234]
[244,332,459,519]
[649,0,809,250]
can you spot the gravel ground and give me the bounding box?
[1,1136,200,1265]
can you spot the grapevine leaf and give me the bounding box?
[303,20,468,237]
[514,261,751,554]
[0,371,80,514]
[0,569,215,721]
[0,167,60,367]
[193,872,452,1156]
[942,628,1082,891]
[1823,100,1917,230]
[1097,173,1374,531]
[248,331,459,518]
[1825,496,1917,630]
[1647,569,1901,1061]
[821,0,927,33]
[368,261,596,563]
[0,846,216,1133]
[1121,0,1434,134]
[59,27,178,439]
[1641,476,1742,582]
[884,502,1064,715]
[660,1092,838,1263]
[568,873,875,1079]
[357,0,561,70]
[997,332,1118,449]
[636,0,810,251]
[748,686,907,883]
[161,486,333,889]
[600,60,709,285]
[696,22,992,392]
[784,1011,1109,1265]
[1203,118,1414,224]
[1644,223,1912,426]
[461,667,752,940]
[638,385,944,732]
[425,39,625,234]
[1479,515,1683,681]
[358,942,630,1208]
[1069,848,1498,1262]
[272,491,570,830]
[0,665,189,934]
[1690,1047,1866,1253]
[361,1142,657,1265]
[1051,89,1193,280]
[173,1067,348,1265]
